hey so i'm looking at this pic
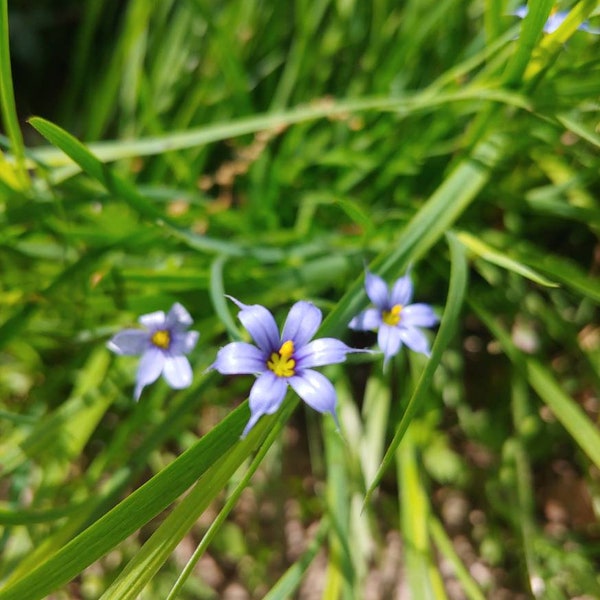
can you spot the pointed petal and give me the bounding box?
[231,299,279,353]
[378,325,402,363]
[162,355,193,389]
[134,347,166,399]
[170,330,199,354]
[281,301,322,347]
[348,308,381,331]
[296,338,356,368]
[390,274,413,306]
[139,310,166,329]
[401,303,438,328]
[166,302,193,329]
[242,372,288,437]
[241,411,263,439]
[289,369,337,415]
[107,329,149,355]
[399,327,432,357]
[211,342,266,374]
[364,272,389,308]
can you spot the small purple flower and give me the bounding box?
[349,271,438,368]
[108,302,199,400]
[512,6,600,34]
[211,297,365,437]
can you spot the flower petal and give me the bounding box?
[211,342,266,374]
[107,329,149,356]
[230,297,279,353]
[377,324,402,366]
[288,369,337,417]
[401,303,438,328]
[162,355,193,389]
[170,330,199,354]
[390,274,413,306]
[166,302,193,329]
[242,371,288,437]
[348,308,381,331]
[544,12,566,34]
[579,22,600,34]
[295,338,357,368]
[134,347,166,400]
[139,310,166,329]
[281,301,322,347]
[364,271,389,308]
[399,327,432,357]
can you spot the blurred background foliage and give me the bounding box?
[1,0,600,598]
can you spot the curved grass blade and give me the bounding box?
[28,117,282,261]
[457,231,558,287]
[27,88,530,169]
[209,255,243,341]
[364,232,468,503]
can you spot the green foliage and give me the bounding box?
[1,0,600,598]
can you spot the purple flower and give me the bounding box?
[108,302,199,400]
[349,272,438,368]
[211,297,365,437]
[512,6,600,34]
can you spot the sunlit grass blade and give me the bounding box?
[164,407,295,600]
[524,0,599,81]
[4,374,224,584]
[397,429,447,599]
[101,398,296,600]
[0,0,28,189]
[27,88,531,170]
[364,232,468,502]
[456,231,558,287]
[0,401,269,600]
[0,349,114,478]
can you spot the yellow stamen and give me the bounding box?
[382,304,403,326]
[267,340,296,377]
[151,329,171,350]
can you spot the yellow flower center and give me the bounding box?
[267,340,296,378]
[151,329,171,350]
[382,304,403,326]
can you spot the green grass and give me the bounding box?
[1,0,600,598]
